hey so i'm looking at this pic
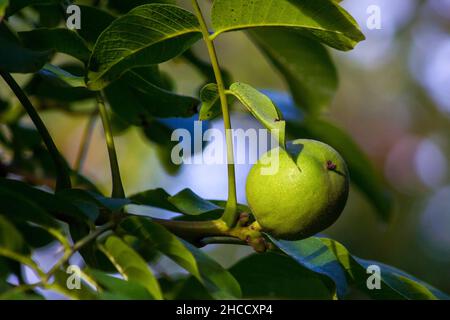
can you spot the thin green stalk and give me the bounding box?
[74,112,97,173]
[0,71,71,190]
[191,0,238,227]
[97,92,125,198]
[44,221,116,283]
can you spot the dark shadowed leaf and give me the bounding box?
[25,64,95,102]
[250,28,338,114]
[0,215,28,254]
[77,5,116,45]
[19,28,91,62]
[320,238,450,300]
[49,270,98,300]
[182,49,233,88]
[5,0,60,17]
[181,240,242,299]
[0,178,87,225]
[211,0,365,51]
[87,4,202,90]
[269,236,347,298]
[230,252,335,299]
[168,189,222,216]
[0,24,51,73]
[105,69,198,124]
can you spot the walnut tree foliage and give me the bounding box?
[0,0,448,300]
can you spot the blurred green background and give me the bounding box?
[1,0,449,295]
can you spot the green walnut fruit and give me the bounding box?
[246,139,349,240]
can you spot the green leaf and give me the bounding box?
[0,178,86,225]
[250,28,338,114]
[199,83,221,121]
[15,222,56,248]
[0,215,27,254]
[130,188,179,212]
[121,217,241,299]
[38,64,87,88]
[87,4,202,90]
[18,28,91,62]
[269,236,347,298]
[105,69,198,124]
[0,0,9,21]
[49,269,98,300]
[100,235,163,299]
[108,0,175,13]
[121,217,200,280]
[56,189,102,222]
[229,82,286,146]
[181,240,242,299]
[0,180,59,228]
[25,64,95,102]
[211,0,365,51]
[230,252,335,299]
[5,0,60,16]
[77,5,116,45]
[320,238,450,300]
[0,24,51,73]
[168,189,222,216]
[87,269,155,300]
[287,118,393,221]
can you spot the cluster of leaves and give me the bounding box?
[0,0,447,300]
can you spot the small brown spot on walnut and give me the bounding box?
[326,160,337,171]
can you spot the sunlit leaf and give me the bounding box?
[0,24,51,73]
[105,68,198,124]
[87,269,154,300]
[87,4,202,90]
[38,64,86,88]
[130,188,179,212]
[100,235,163,299]
[229,82,286,146]
[181,240,242,299]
